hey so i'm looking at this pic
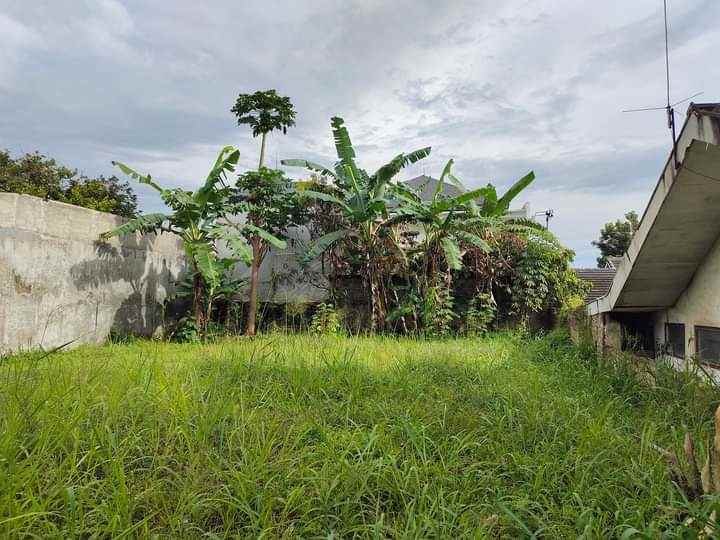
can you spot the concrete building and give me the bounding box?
[586,103,720,368]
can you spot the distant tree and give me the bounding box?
[232,168,306,336]
[230,89,296,169]
[0,149,138,217]
[592,211,639,267]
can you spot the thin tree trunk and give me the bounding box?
[192,270,205,333]
[258,132,267,169]
[245,237,262,336]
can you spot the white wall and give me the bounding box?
[653,230,720,378]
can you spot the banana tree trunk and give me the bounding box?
[368,260,386,333]
[192,270,206,333]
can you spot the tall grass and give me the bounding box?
[1,332,719,537]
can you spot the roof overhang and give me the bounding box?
[589,138,720,315]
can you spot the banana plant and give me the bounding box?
[387,160,535,331]
[390,160,535,275]
[101,146,284,333]
[282,116,431,331]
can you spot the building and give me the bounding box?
[586,103,720,368]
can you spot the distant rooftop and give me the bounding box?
[574,268,617,303]
[401,175,462,200]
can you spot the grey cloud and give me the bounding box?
[0,0,717,267]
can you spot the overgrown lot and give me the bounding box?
[1,333,718,537]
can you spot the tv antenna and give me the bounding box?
[534,209,554,230]
[621,0,702,169]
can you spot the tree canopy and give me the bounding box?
[0,149,138,217]
[231,89,296,169]
[592,211,639,268]
[230,90,296,138]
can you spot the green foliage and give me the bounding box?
[592,211,639,267]
[510,234,575,315]
[421,286,456,338]
[169,316,201,343]
[102,147,269,333]
[464,293,497,335]
[233,168,305,241]
[309,303,343,335]
[284,116,432,331]
[287,124,543,335]
[0,149,138,217]
[463,224,588,324]
[230,89,296,138]
[232,167,305,335]
[231,89,296,169]
[2,334,719,536]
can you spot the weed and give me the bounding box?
[0,333,718,536]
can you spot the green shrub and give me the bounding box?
[309,303,343,335]
[463,292,497,335]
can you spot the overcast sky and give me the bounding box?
[1,1,718,266]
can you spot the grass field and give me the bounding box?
[1,332,719,538]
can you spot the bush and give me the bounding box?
[463,293,497,336]
[309,303,343,335]
[0,149,138,217]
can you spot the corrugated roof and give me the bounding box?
[574,268,616,303]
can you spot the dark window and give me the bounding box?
[696,326,720,366]
[666,323,685,358]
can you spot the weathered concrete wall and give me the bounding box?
[653,229,720,378]
[235,225,329,305]
[0,193,186,353]
[591,312,622,355]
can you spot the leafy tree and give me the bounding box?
[592,211,639,267]
[231,89,296,169]
[283,116,431,331]
[0,149,138,217]
[231,168,304,336]
[101,147,284,334]
[64,176,138,217]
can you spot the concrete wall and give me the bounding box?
[0,193,186,353]
[653,229,720,377]
[231,224,329,305]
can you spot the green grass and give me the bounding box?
[1,332,719,538]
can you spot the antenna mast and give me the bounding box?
[621,0,702,170]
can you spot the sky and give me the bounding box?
[1,0,718,266]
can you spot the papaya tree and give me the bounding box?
[231,167,305,336]
[231,89,296,169]
[100,146,284,334]
[283,116,430,331]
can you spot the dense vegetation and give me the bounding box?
[82,90,586,339]
[2,332,719,537]
[285,117,586,335]
[0,149,138,217]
